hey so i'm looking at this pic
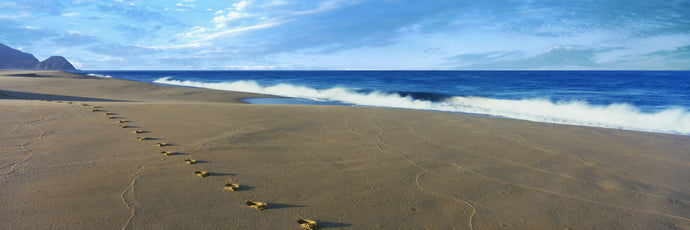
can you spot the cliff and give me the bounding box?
[0,43,39,69]
[0,43,77,70]
[35,56,77,70]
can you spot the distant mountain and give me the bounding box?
[35,56,76,70]
[0,43,39,69]
[0,43,77,70]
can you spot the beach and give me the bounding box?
[1,71,689,229]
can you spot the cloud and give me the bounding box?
[96,1,168,23]
[449,46,602,70]
[213,11,251,28]
[88,44,157,56]
[227,64,276,70]
[0,23,57,48]
[61,12,80,17]
[0,0,66,16]
[201,22,284,41]
[648,45,690,59]
[233,1,250,11]
[291,0,354,15]
[52,31,98,46]
[172,2,195,11]
[140,43,203,50]
[449,51,524,67]
[0,12,31,20]
[5,0,689,70]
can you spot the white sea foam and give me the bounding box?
[87,73,112,78]
[153,77,690,135]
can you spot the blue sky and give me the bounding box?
[1,0,689,70]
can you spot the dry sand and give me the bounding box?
[1,71,689,229]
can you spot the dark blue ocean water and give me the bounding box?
[74,70,690,135]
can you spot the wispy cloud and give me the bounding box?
[233,1,250,11]
[52,31,98,47]
[198,21,285,41]
[61,12,80,17]
[2,0,689,69]
[292,0,355,15]
[213,11,252,28]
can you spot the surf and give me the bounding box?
[153,77,690,135]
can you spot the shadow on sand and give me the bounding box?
[0,90,131,102]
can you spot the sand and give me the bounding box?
[1,71,689,229]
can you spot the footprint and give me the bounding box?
[118,120,126,123]
[160,151,174,156]
[194,171,210,177]
[184,159,197,164]
[224,182,240,191]
[80,103,88,106]
[156,143,168,147]
[297,218,320,230]
[105,112,114,115]
[119,125,129,128]
[136,137,149,141]
[245,200,269,211]
[91,109,101,112]
[132,130,144,133]
[107,116,115,119]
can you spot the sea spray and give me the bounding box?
[153,77,690,135]
[87,73,112,78]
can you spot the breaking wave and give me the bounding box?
[87,73,112,78]
[154,77,690,135]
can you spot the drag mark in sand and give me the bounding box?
[1,112,47,176]
[444,118,690,198]
[357,112,477,230]
[404,122,690,203]
[401,121,690,223]
[584,128,690,167]
[120,166,145,230]
[430,156,690,222]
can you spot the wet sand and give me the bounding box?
[1,71,689,229]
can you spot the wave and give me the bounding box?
[153,77,690,135]
[87,73,112,78]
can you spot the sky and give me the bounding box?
[1,0,689,70]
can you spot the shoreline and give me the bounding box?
[1,71,689,229]
[87,70,689,136]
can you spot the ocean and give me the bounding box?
[74,70,690,135]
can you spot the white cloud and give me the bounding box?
[0,12,30,19]
[71,61,85,69]
[213,11,251,28]
[141,43,203,50]
[173,2,195,10]
[233,1,250,11]
[98,56,126,63]
[592,34,690,64]
[183,26,209,38]
[61,12,80,17]
[228,64,276,70]
[546,45,574,52]
[293,0,354,15]
[203,22,283,41]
